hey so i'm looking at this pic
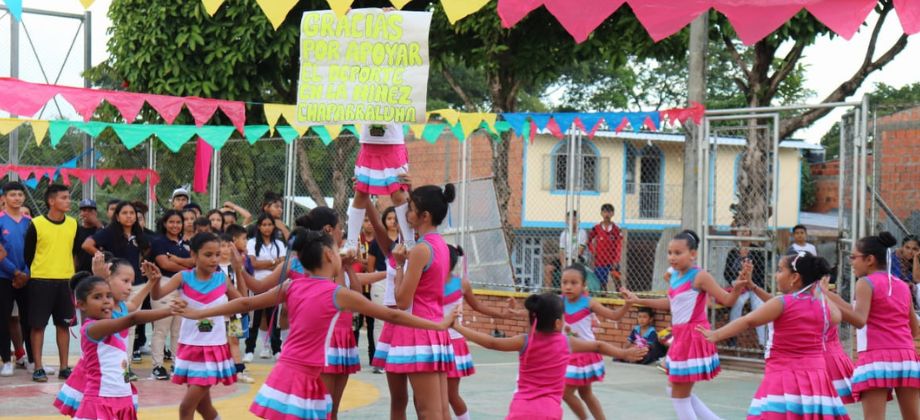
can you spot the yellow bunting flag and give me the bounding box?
[292,123,311,137]
[458,113,488,139]
[264,103,297,134]
[0,119,25,136]
[202,0,225,16]
[324,125,343,140]
[79,0,95,9]
[427,109,460,126]
[408,124,427,138]
[255,0,299,30]
[440,0,489,24]
[390,0,412,9]
[481,112,498,133]
[326,0,355,17]
[30,120,49,146]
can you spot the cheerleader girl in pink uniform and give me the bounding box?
[68,274,174,420]
[823,232,920,419]
[174,228,455,420]
[444,244,524,420]
[346,123,415,253]
[451,292,647,420]
[152,233,243,420]
[54,257,160,416]
[621,230,747,420]
[698,252,849,419]
[560,263,631,420]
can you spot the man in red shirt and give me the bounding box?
[587,203,622,291]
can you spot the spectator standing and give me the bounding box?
[587,203,622,292]
[24,184,79,382]
[352,216,377,366]
[74,199,102,274]
[81,201,150,362]
[786,225,817,256]
[104,199,120,224]
[544,211,587,290]
[0,182,33,376]
[170,188,189,211]
[148,210,194,380]
[244,214,286,360]
[724,229,769,347]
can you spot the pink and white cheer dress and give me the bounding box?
[563,294,604,386]
[665,267,721,383]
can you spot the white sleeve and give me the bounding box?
[246,239,256,256]
[806,244,817,256]
[577,229,588,246]
[559,232,566,249]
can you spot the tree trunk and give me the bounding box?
[331,137,356,224]
[296,140,329,209]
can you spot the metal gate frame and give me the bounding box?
[697,98,871,360]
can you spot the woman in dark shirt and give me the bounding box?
[147,210,193,379]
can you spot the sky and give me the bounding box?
[1,0,918,144]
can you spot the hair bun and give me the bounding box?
[524,294,541,312]
[443,183,456,204]
[878,231,897,248]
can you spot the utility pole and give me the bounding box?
[682,13,708,232]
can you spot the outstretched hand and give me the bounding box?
[392,244,407,266]
[619,287,639,304]
[92,251,111,278]
[441,307,459,330]
[695,325,718,343]
[620,345,649,362]
[140,260,162,280]
[170,298,198,319]
[505,297,526,316]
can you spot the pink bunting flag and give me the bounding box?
[545,118,564,138]
[895,0,920,34]
[0,78,59,117]
[105,92,147,123]
[145,95,187,125]
[217,101,246,134]
[614,118,629,133]
[70,168,93,185]
[717,3,802,45]
[626,0,709,42]
[661,102,706,125]
[497,0,544,28]
[544,0,625,43]
[185,97,221,128]
[193,137,213,193]
[59,89,108,122]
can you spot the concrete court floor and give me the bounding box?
[0,324,903,419]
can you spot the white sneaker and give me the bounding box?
[259,348,272,359]
[139,344,152,355]
[15,356,27,369]
[243,353,254,363]
[43,366,56,375]
[237,372,255,384]
[0,362,13,377]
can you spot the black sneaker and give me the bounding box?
[152,365,170,380]
[32,368,48,382]
[58,367,72,380]
[164,348,173,361]
[131,350,142,363]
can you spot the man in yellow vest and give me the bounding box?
[23,184,79,382]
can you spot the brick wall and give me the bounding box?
[877,119,920,221]
[402,131,525,228]
[808,160,840,214]
[462,291,671,346]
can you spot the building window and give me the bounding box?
[551,140,599,192]
[625,143,637,194]
[639,144,663,219]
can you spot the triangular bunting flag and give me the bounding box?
[550,113,578,133]
[4,0,22,21]
[244,125,270,145]
[49,121,71,148]
[312,126,334,146]
[276,126,299,143]
[202,0,225,16]
[79,0,94,8]
[255,0,299,29]
[543,0,626,43]
[501,113,530,136]
[0,119,24,135]
[390,0,412,9]
[324,125,343,141]
[427,109,460,126]
[529,114,552,131]
[155,126,197,152]
[449,122,465,141]
[105,92,146,123]
[30,120,49,146]
[264,103,295,134]
[327,0,354,17]
[145,95,185,124]
[457,113,486,139]
[184,97,220,128]
[497,0,541,28]
[60,90,107,121]
[421,123,444,144]
[197,126,236,150]
[545,118,564,138]
[111,124,154,150]
[441,0,490,24]
[408,124,427,138]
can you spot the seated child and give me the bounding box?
[625,307,666,365]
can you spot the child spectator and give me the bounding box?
[625,307,666,365]
[194,217,211,234]
[787,225,817,256]
[587,203,622,292]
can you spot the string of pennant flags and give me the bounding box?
[4,0,917,45]
[0,78,705,151]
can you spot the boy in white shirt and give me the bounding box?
[787,224,817,256]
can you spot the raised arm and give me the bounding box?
[152,272,183,300]
[462,277,524,319]
[620,287,670,311]
[570,337,647,361]
[177,285,285,320]
[823,278,872,328]
[590,298,630,321]
[125,262,161,311]
[451,320,527,352]
[696,297,784,343]
[365,203,393,257]
[335,287,453,331]
[86,306,173,342]
[223,202,252,226]
[696,271,746,307]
